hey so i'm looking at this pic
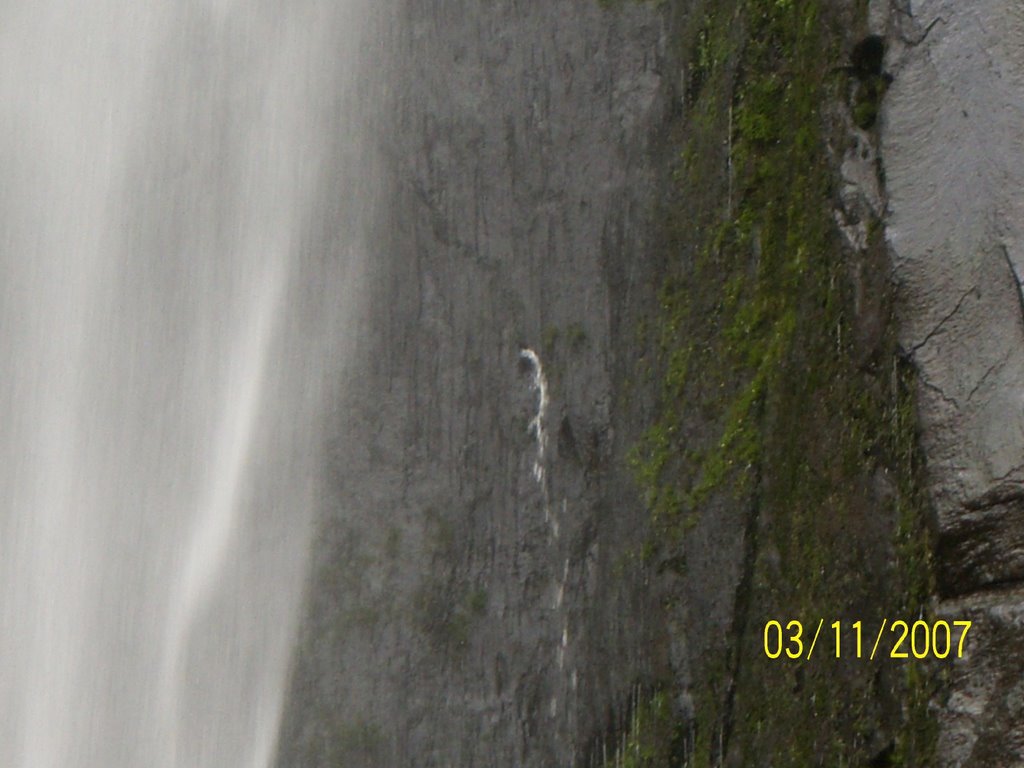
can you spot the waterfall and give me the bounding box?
[0,2,377,766]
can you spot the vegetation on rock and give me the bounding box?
[616,0,940,764]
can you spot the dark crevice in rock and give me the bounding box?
[869,740,897,767]
[965,355,1008,404]
[557,415,580,464]
[1000,244,1024,335]
[892,7,948,48]
[909,284,979,355]
[938,494,1024,597]
[944,579,1024,607]
[964,484,1024,512]
[850,36,886,79]
[719,467,762,763]
[920,376,960,410]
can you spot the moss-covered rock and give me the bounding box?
[623,0,940,764]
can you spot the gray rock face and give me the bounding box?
[272,0,1024,761]
[276,3,672,765]
[883,0,1024,762]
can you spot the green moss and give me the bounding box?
[628,0,937,764]
[412,578,469,651]
[600,691,679,768]
[467,586,488,617]
[565,322,588,352]
[412,578,488,654]
[852,75,890,129]
[333,719,384,763]
[541,325,560,355]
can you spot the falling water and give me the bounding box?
[0,2,378,766]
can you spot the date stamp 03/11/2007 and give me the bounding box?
[762,619,972,661]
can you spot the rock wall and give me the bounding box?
[271,0,1024,763]
[883,0,1024,763]
[276,2,673,765]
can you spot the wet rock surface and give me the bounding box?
[269,0,1024,762]
[276,3,673,765]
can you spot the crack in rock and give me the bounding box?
[909,284,978,354]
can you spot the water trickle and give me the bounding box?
[519,348,549,486]
[0,3,377,767]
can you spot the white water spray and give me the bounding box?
[520,348,550,486]
[0,3,378,767]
